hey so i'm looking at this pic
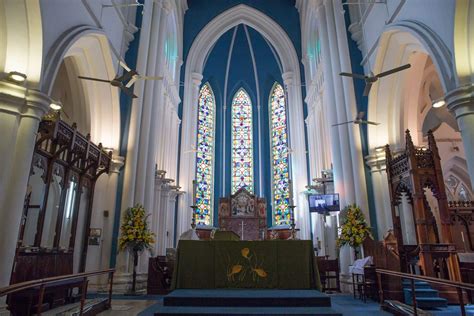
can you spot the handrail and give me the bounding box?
[0,268,115,316]
[376,269,474,291]
[376,268,473,316]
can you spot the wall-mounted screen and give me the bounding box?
[308,193,340,214]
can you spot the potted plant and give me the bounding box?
[336,204,372,260]
[119,204,155,294]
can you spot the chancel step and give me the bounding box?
[163,289,332,307]
[154,305,342,315]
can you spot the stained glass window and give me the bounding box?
[270,83,290,225]
[195,83,215,226]
[231,89,254,193]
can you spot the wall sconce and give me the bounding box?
[432,98,446,108]
[49,101,62,111]
[6,71,27,84]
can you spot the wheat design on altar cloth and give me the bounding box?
[225,248,268,283]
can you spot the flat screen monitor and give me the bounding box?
[308,193,340,214]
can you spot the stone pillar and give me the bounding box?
[282,71,311,239]
[97,154,124,289]
[167,187,184,249]
[365,149,393,239]
[0,79,50,313]
[177,72,202,238]
[446,85,474,187]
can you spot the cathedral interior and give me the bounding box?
[0,0,473,315]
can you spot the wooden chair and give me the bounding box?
[317,256,340,293]
[351,265,378,303]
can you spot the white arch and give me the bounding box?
[178,4,309,238]
[0,0,43,88]
[367,21,455,150]
[41,27,121,150]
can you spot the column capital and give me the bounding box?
[0,80,51,120]
[282,71,295,86]
[446,84,474,118]
[109,155,125,174]
[365,148,387,172]
[191,72,203,87]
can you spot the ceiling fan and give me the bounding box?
[78,61,163,98]
[340,64,411,96]
[332,111,380,127]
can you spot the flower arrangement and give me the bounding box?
[336,204,372,249]
[118,204,155,294]
[119,204,155,253]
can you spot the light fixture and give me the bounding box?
[7,71,27,83]
[49,101,62,111]
[432,99,446,108]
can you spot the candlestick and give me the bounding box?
[192,180,197,206]
[288,179,294,204]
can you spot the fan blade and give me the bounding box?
[139,76,164,81]
[339,72,366,80]
[121,86,137,98]
[376,64,411,78]
[332,121,354,127]
[125,77,138,88]
[363,82,373,96]
[78,76,111,84]
[363,121,381,126]
[119,60,131,72]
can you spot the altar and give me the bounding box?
[171,240,321,290]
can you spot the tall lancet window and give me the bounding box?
[231,88,254,193]
[195,83,215,226]
[270,83,290,226]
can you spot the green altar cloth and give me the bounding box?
[171,240,321,290]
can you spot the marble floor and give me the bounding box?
[98,299,157,315]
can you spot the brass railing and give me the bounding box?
[376,268,474,316]
[0,268,115,315]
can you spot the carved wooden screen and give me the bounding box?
[385,130,460,281]
[13,118,111,283]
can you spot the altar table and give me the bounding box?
[171,240,321,290]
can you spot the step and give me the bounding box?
[404,288,439,298]
[402,280,432,289]
[406,297,448,309]
[163,289,332,307]
[154,306,342,315]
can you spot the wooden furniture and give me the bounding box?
[147,256,174,295]
[351,265,378,303]
[385,130,460,281]
[448,201,474,252]
[13,118,112,288]
[218,188,267,240]
[2,269,114,316]
[316,256,340,293]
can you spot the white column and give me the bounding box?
[315,3,345,205]
[332,0,368,213]
[177,72,202,237]
[143,0,171,218]
[167,187,184,249]
[282,72,310,239]
[365,150,392,239]
[97,154,124,288]
[0,80,50,310]
[446,85,474,187]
